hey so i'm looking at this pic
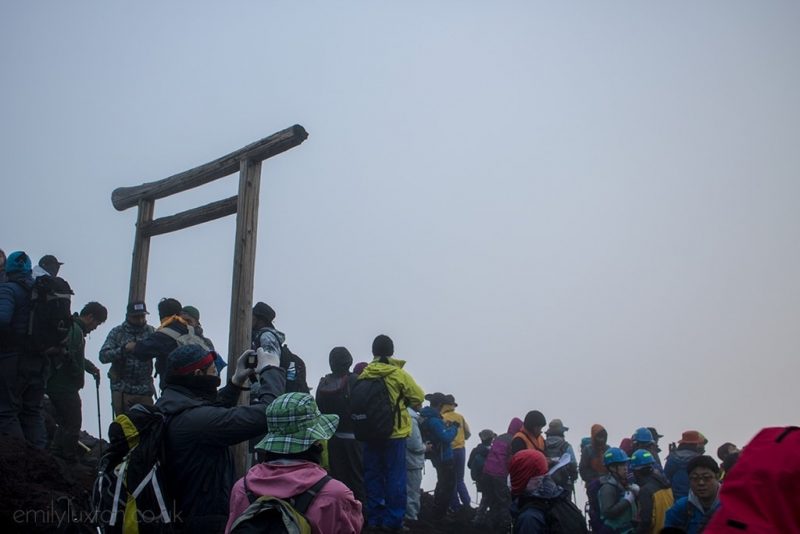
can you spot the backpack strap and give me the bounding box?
[292,475,331,514]
[243,475,258,505]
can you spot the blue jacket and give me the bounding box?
[0,275,33,356]
[664,491,720,534]
[419,406,457,464]
[664,448,700,500]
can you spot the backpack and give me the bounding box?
[703,426,800,533]
[468,443,490,483]
[92,404,185,533]
[280,344,309,393]
[229,475,331,534]
[350,376,402,442]
[24,275,73,352]
[159,323,210,351]
[519,493,588,534]
[545,438,576,489]
[315,374,352,420]
[418,415,442,465]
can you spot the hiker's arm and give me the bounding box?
[98,327,124,364]
[598,483,631,519]
[217,365,286,407]
[130,332,168,361]
[84,358,100,377]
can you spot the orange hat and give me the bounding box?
[679,430,707,445]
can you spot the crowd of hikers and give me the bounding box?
[1,248,798,533]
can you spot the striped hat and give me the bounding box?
[255,393,339,454]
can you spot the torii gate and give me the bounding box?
[111,124,307,473]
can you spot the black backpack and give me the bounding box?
[519,493,588,534]
[229,475,331,533]
[315,374,352,420]
[468,443,490,482]
[92,404,187,533]
[25,275,73,352]
[350,376,402,442]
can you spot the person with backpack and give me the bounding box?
[99,301,156,416]
[315,346,365,504]
[580,424,610,485]
[251,301,309,393]
[156,343,287,533]
[467,428,496,526]
[0,251,48,448]
[664,430,707,501]
[419,391,458,523]
[664,455,721,534]
[353,334,424,533]
[405,404,426,522]
[509,449,588,533]
[225,392,363,534]
[441,393,472,511]
[481,417,523,531]
[46,301,106,461]
[180,305,217,351]
[595,447,638,533]
[511,410,547,456]
[544,418,578,495]
[630,449,673,534]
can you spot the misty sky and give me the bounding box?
[2,1,798,500]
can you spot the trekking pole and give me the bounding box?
[96,377,103,453]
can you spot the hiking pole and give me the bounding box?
[95,376,103,454]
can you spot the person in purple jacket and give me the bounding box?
[480,416,524,531]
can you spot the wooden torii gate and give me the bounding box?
[111,124,308,472]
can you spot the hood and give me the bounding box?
[155,384,209,415]
[243,460,329,499]
[591,424,606,441]
[522,475,564,500]
[508,417,523,435]
[688,489,720,514]
[545,435,566,449]
[420,406,442,420]
[670,448,700,465]
[441,404,455,414]
[261,326,286,345]
[31,265,50,279]
[359,358,405,379]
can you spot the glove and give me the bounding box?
[623,491,635,505]
[256,347,280,372]
[92,369,101,384]
[628,483,640,496]
[232,350,257,386]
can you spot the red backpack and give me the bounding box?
[704,426,800,533]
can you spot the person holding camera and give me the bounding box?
[419,392,459,522]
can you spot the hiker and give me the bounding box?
[314,346,365,504]
[356,334,425,533]
[419,392,458,523]
[467,428,496,526]
[46,301,106,461]
[596,447,637,533]
[180,305,216,351]
[98,301,156,416]
[664,430,706,501]
[509,449,588,534]
[544,418,578,494]
[0,251,47,448]
[225,392,363,534]
[131,297,214,390]
[156,343,287,533]
[715,442,740,481]
[664,455,721,533]
[579,423,610,484]
[511,410,547,455]
[33,254,63,278]
[480,416,523,531]
[251,301,309,393]
[632,427,663,472]
[647,426,665,468]
[405,404,426,522]
[630,449,673,534]
[441,393,471,510]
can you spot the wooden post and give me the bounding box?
[228,158,262,478]
[128,199,154,303]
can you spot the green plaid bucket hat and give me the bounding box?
[255,393,339,454]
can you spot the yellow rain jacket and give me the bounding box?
[442,405,471,449]
[358,357,425,439]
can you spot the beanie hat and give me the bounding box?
[329,346,353,373]
[524,410,546,430]
[510,449,549,495]
[252,302,276,323]
[372,334,394,358]
[167,345,216,376]
[181,305,200,322]
[5,251,32,275]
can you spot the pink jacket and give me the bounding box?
[225,460,363,534]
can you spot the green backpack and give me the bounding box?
[229,475,331,534]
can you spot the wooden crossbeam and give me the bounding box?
[140,196,238,238]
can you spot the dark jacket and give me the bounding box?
[252,326,309,393]
[634,469,672,534]
[511,476,569,534]
[99,320,156,395]
[664,447,700,501]
[0,275,33,356]
[156,366,286,528]
[133,317,208,387]
[46,314,99,394]
[419,406,457,465]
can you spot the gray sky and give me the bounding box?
[2,1,798,498]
